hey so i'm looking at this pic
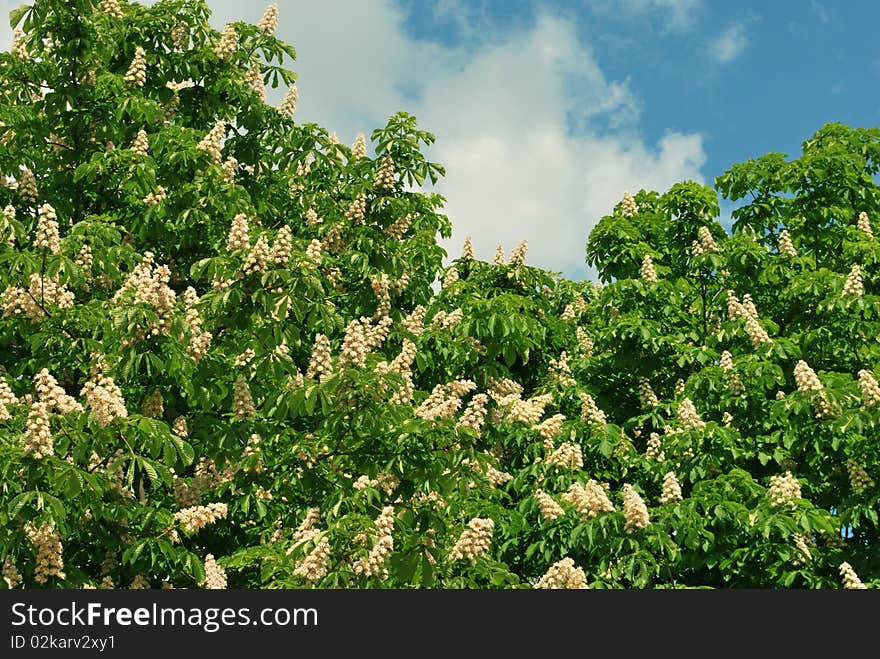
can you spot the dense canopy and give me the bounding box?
[0,0,877,590]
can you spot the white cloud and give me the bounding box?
[708,22,748,64]
[611,0,703,33]
[810,1,831,24]
[0,0,708,280]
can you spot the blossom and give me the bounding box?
[534,557,588,589]
[449,518,494,564]
[620,191,638,217]
[640,254,658,283]
[124,47,146,87]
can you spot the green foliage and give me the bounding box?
[0,0,877,590]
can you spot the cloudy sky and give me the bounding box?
[3,1,880,281]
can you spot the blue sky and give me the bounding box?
[2,0,880,281]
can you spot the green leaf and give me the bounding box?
[8,492,34,518]
[9,3,29,29]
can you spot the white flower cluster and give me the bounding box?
[80,375,128,427]
[23,402,53,458]
[847,460,874,495]
[842,264,864,298]
[500,392,553,425]
[493,245,505,265]
[35,203,60,254]
[203,554,227,589]
[269,225,292,265]
[402,305,426,336]
[294,536,331,583]
[171,22,189,49]
[258,4,279,34]
[35,369,82,413]
[232,375,256,419]
[720,350,745,395]
[793,360,835,417]
[640,254,658,283]
[305,207,321,226]
[727,290,771,347]
[345,193,367,224]
[226,213,250,251]
[544,441,583,470]
[562,481,614,519]
[11,27,28,59]
[534,557,589,589]
[339,319,368,369]
[306,333,333,380]
[857,211,873,238]
[487,376,523,401]
[677,397,705,429]
[242,235,270,275]
[456,393,488,435]
[534,489,565,521]
[75,244,92,278]
[0,377,16,420]
[175,503,228,533]
[386,213,412,240]
[374,156,395,189]
[858,369,880,406]
[244,64,266,102]
[2,555,22,589]
[2,274,73,321]
[131,130,148,156]
[129,575,150,589]
[143,185,166,206]
[18,167,38,202]
[579,392,607,425]
[2,205,15,246]
[692,226,719,255]
[792,533,812,565]
[197,120,227,164]
[292,508,321,544]
[222,155,238,184]
[172,416,188,437]
[352,506,396,578]
[639,379,659,408]
[442,266,459,289]
[549,351,576,387]
[674,378,685,396]
[124,47,146,87]
[101,0,124,19]
[535,413,566,442]
[768,471,801,507]
[25,522,65,584]
[112,252,176,337]
[622,484,650,532]
[430,307,462,330]
[182,287,212,361]
[278,86,298,118]
[233,348,255,368]
[839,562,867,589]
[659,471,682,504]
[620,191,638,217]
[508,240,528,265]
[461,235,475,259]
[645,432,665,462]
[449,518,494,564]
[351,133,367,161]
[778,229,797,257]
[214,25,237,59]
[415,380,475,420]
